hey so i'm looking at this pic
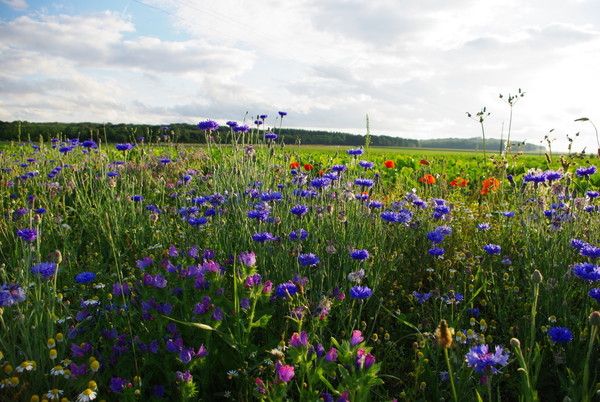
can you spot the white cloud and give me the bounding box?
[1,0,27,11]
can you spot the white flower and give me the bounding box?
[46,388,63,400]
[76,388,97,401]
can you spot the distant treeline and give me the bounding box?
[0,121,544,151]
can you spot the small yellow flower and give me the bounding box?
[9,376,19,387]
[56,333,64,342]
[30,395,40,402]
[88,380,97,390]
[4,364,13,374]
[47,338,56,349]
[49,349,58,360]
[90,360,100,372]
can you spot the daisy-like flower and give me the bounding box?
[16,360,36,373]
[76,388,97,401]
[50,365,65,376]
[46,388,63,400]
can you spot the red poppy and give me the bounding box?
[419,159,430,166]
[383,160,395,168]
[317,170,326,176]
[289,161,300,169]
[419,174,436,184]
[450,177,469,187]
[303,163,314,171]
[481,177,500,194]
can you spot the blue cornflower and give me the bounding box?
[290,204,309,216]
[197,120,219,131]
[298,253,320,266]
[0,283,27,307]
[311,177,332,189]
[75,271,96,284]
[131,195,144,202]
[484,244,502,255]
[576,165,597,177]
[524,172,546,183]
[367,200,383,209]
[349,286,373,300]
[233,125,250,133]
[502,211,515,218]
[412,291,432,304]
[347,148,364,156]
[587,191,599,199]
[289,228,309,241]
[572,263,600,282]
[544,170,563,181]
[331,165,347,172]
[435,225,453,235]
[548,326,573,343]
[247,210,270,221]
[81,139,97,148]
[465,344,510,374]
[589,288,600,303]
[428,247,445,256]
[115,143,133,152]
[276,282,298,298]
[570,239,587,250]
[581,244,600,259]
[350,249,370,261]
[358,161,375,169]
[355,178,374,187]
[427,231,445,244]
[107,170,119,177]
[252,232,275,242]
[31,262,57,280]
[16,228,37,242]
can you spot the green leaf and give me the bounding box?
[251,314,272,328]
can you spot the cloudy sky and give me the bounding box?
[1,0,599,152]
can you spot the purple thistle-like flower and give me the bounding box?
[465,344,510,374]
[298,253,320,266]
[572,263,600,282]
[16,228,37,242]
[581,244,600,259]
[75,271,96,284]
[548,326,573,343]
[290,204,309,216]
[349,286,373,300]
[576,165,597,177]
[484,244,502,255]
[31,262,57,280]
[197,120,220,131]
[276,282,298,298]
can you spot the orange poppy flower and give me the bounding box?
[317,170,326,176]
[481,177,500,194]
[383,160,395,168]
[450,177,469,187]
[303,163,314,171]
[419,159,430,166]
[289,161,300,169]
[419,174,436,184]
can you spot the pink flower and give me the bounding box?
[276,364,295,383]
[350,330,364,346]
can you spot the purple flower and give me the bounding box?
[136,257,153,270]
[252,232,275,242]
[350,249,370,261]
[31,262,57,280]
[589,288,600,303]
[349,286,373,300]
[483,244,502,255]
[576,165,597,177]
[311,177,332,189]
[109,377,128,393]
[16,228,37,242]
[572,263,600,282]
[131,195,144,202]
[276,364,295,383]
[244,273,262,288]
[355,178,374,187]
[581,245,600,259]
[427,231,445,244]
[477,223,490,230]
[544,170,563,181]
[289,228,309,242]
[116,143,133,152]
[465,344,510,374]
[75,271,96,284]
[428,247,445,256]
[355,348,376,370]
[276,282,298,298]
[548,326,573,343]
[265,132,278,140]
[211,306,223,321]
[358,161,375,169]
[239,251,257,267]
[0,283,27,307]
[298,253,320,266]
[197,120,219,131]
[324,348,338,362]
[331,164,347,172]
[290,204,309,216]
[347,148,364,156]
[176,371,193,383]
[289,331,308,348]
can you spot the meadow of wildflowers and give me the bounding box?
[1,119,600,401]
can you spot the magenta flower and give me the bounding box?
[355,348,376,369]
[289,331,308,348]
[239,251,257,267]
[276,364,295,383]
[350,330,364,346]
[324,348,338,362]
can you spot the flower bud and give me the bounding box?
[589,311,600,327]
[531,269,543,284]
